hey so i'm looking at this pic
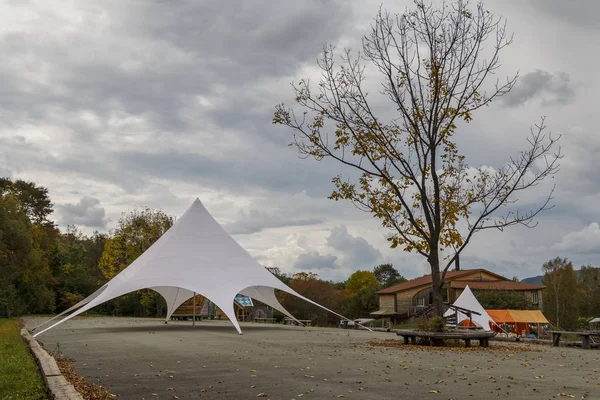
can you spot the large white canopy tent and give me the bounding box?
[443,285,494,331]
[33,199,358,337]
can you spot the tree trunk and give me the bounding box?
[429,252,444,317]
[155,293,164,317]
[555,289,560,328]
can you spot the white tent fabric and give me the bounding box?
[443,285,493,331]
[34,199,358,337]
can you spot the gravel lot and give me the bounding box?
[25,317,600,400]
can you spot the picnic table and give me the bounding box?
[549,331,600,350]
[395,329,496,347]
[284,318,312,326]
[253,317,276,323]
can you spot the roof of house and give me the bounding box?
[450,280,545,291]
[376,268,544,294]
[376,269,488,294]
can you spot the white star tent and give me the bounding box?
[33,199,357,337]
[443,285,493,331]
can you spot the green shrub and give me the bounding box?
[427,316,445,332]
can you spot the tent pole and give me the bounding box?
[193,292,196,328]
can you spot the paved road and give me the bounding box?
[26,317,599,400]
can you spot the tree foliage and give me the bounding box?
[97,208,173,317]
[50,227,108,312]
[281,272,347,326]
[373,263,406,288]
[0,178,53,224]
[343,270,381,318]
[473,289,534,310]
[265,266,291,285]
[99,208,173,280]
[577,265,600,319]
[345,270,380,294]
[274,0,560,315]
[542,257,578,330]
[0,193,54,315]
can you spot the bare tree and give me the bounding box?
[273,0,561,315]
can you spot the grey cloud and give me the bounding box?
[224,209,323,235]
[294,251,338,270]
[458,256,533,281]
[57,196,107,228]
[531,0,600,29]
[0,0,356,205]
[327,225,382,269]
[0,1,352,132]
[502,70,575,107]
[552,223,600,254]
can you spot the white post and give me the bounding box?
[192,292,196,328]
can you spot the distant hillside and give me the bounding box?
[521,275,543,285]
[522,267,599,285]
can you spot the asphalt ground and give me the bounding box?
[25,317,600,400]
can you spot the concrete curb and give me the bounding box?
[21,328,84,400]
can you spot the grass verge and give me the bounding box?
[0,319,48,400]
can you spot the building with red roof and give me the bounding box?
[372,268,544,320]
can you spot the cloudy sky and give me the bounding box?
[1,0,598,281]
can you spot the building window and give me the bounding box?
[531,291,538,304]
[417,297,425,306]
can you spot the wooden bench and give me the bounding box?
[550,331,599,350]
[395,329,496,347]
[253,317,276,323]
[284,318,312,327]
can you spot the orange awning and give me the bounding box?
[487,309,514,323]
[486,309,548,324]
[508,310,548,324]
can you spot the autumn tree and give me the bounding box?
[99,208,173,316]
[0,178,53,224]
[265,266,292,285]
[473,289,534,310]
[0,193,54,315]
[50,226,108,312]
[577,265,600,318]
[282,272,347,326]
[345,270,380,294]
[344,270,381,318]
[542,257,578,330]
[373,263,406,288]
[99,208,173,280]
[274,0,560,315]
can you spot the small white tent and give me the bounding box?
[33,199,356,337]
[443,285,493,331]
